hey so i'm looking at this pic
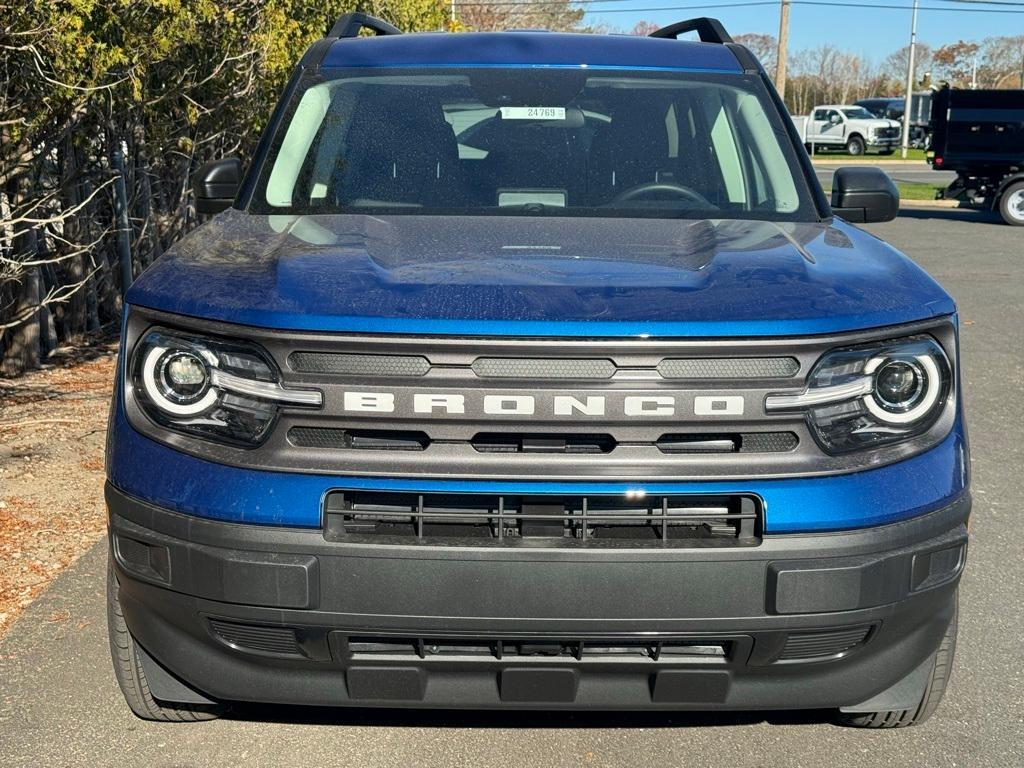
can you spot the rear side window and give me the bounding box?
[252,68,815,221]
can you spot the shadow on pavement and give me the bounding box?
[894,207,1004,225]
[225,704,834,729]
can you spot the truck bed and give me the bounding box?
[931,87,1024,174]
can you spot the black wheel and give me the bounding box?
[107,560,225,721]
[837,597,957,728]
[846,135,866,156]
[998,182,1024,226]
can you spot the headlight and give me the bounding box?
[131,329,322,446]
[766,336,952,454]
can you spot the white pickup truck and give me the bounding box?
[791,105,902,156]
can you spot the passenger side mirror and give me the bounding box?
[829,113,842,125]
[194,158,242,215]
[830,167,899,223]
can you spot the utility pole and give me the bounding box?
[775,0,791,102]
[901,0,920,159]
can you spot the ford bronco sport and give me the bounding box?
[106,15,969,726]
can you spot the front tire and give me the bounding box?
[837,597,957,728]
[846,135,866,156]
[998,182,1024,226]
[107,560,225,721]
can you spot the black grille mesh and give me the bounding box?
[289,352,430,377]
[471,357,616,379]
[738,432,800,453]
[289,427,429,451]
[657,357,799,379]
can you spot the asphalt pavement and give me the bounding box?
[1,207,1022,768]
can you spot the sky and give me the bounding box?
[585,1,1024,62]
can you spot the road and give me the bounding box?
[1,208,1022,768]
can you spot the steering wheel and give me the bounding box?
[612,182,714,209]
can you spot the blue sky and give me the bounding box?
[585,2,1024,62]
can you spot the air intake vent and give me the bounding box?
[289,427,429,451]
[324,491,761,546]
[657,357,799,379]
[778,625,872,662]
[472,433,615,454]
[656,432,798,454]
[471,357,615,379]
[289,352,430,377]
[344,635,730,662]
[209,620,304,657]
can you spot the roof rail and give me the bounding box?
[329,12,402,39]
[649,17,733,44]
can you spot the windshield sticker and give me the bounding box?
[500,106,566,121]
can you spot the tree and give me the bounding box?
[934,40,981,87]
[882,43,934,89]
[457,0,585,32]
[733,33,777,76]
[0,0,452,375]
[982,35,1024,88]
[629,20,660,36]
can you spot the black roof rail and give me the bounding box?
[649,17,733,44]
[329,12,402,39]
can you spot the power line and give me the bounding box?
[456,0,1024,10]
[933,0,1024,6]
[795,1,1024,12]
[456,0,774,8]
[566,2,1024,12]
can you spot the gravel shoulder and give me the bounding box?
[0,342,116,638]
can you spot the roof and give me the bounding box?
[318,31,744,73]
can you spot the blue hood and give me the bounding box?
[127,210,955,337]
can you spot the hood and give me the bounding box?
[127,210,955,338]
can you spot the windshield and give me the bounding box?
[841,107,876,120]
[251,68,816,221]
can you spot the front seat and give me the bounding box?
[335,89,464,207]
[586,100,672,205]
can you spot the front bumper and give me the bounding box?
[867,136,900,149]
[107,482,968,711]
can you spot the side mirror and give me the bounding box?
[194,158,242,215]
[829,113,842,125]
[830,167,899,223]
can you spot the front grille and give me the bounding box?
[291,351,800,381]
[777,625,873,661]
[128,309,955,482]
[324,491,761,546]
[343,635,731,663]
[209,619,304,657]
[289,428,797,455]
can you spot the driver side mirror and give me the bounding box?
[194,158,242,215]
[831,167,899,223]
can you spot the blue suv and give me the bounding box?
[105,15,969,726]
